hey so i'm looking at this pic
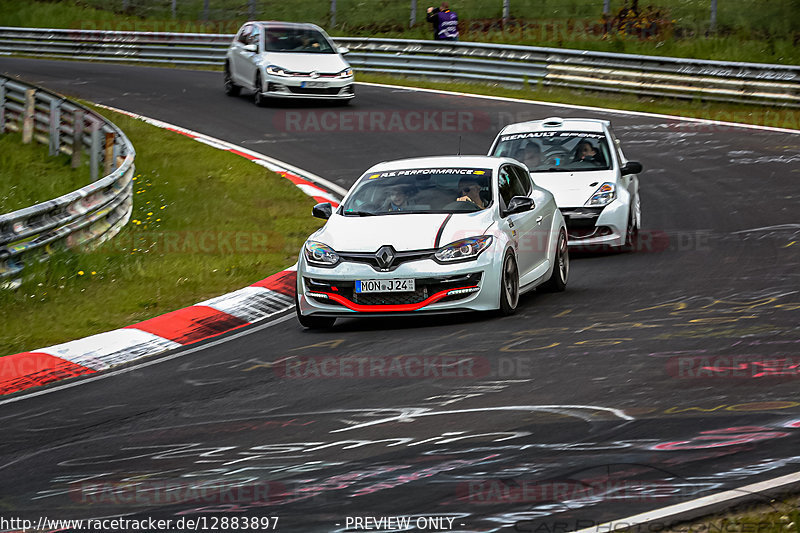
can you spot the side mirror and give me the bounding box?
[312,202,333,220]
[338,46,350,55]
[505,196,535,216]
[243,43,258,53]
[621,161,643,176]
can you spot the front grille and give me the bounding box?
[354,290,428,306]
[560,207,604,230]
[569,226,613,239]
[287,86,342,95]
[338,249,436,272]
[305,273,482,307]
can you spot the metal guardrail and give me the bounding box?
[0,26,798,107]
[0,75,135,280]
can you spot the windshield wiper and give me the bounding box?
[344,210,376,217]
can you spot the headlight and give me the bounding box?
[338,68,353,78]
[586,182,616,206]
[435,236,493,262]
[266,65,291,77]
[304,241,339,267]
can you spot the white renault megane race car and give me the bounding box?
[489,117,643,250]
[295,156,569,328]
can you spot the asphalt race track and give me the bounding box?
[1,57,800,532]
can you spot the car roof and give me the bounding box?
[365,155,518,174]
[499,117,609,135]
[248,21,325,31]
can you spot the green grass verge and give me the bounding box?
[356,72,800,131]
[0,0,797,64]
[0,105,323,357]
[657,494,800,533]
[0,132,92,213]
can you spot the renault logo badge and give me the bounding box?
[375,245,396,269]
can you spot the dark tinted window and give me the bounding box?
[237,24,251,44]
[498,165,528,206]
[510,165,532,194]
[493,131,613,172]
[264,27,335,53]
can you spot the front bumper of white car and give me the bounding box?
[560,198,628,248]
[296,252,502,318]
[261,74,355,99]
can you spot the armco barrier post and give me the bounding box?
[22,88,35,143]
[104,131,115,175]
[49,99,61,156]
[0,79,6,132]
[71,109,84,169]
[90,120,100,182]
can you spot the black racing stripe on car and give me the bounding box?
[434,214,453,248]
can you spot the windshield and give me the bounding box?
[264,27,335,53]
[340,167,494,216]
[493,131,613,172]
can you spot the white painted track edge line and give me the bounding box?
[356,82,800,135]
[571,471,800,533]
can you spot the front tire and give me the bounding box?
[253,73,267,107]
[224,63,240,96]
[541,229,569,292]
[498,249,520,315]
[295,293,336,329]
[622,208,639,252]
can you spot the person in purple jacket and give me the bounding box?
[426,2,459,41]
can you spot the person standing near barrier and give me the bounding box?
[426,2,459,41]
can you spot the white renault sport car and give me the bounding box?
[295,156,569,329]
[224,21,355,104]
[489,117,643,250]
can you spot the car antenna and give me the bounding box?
[457,136,462,156]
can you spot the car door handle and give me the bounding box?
[536,216,543,224]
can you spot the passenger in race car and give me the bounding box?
[521,142,544,170]
[380,185,413,212]
[575,140,605,166]
[456,177,489,209]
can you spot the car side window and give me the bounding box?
[510,165,532,195]
[249,25,261,49]
[237,24,251,45]
[606,127,624,166]
[498,165,528,209]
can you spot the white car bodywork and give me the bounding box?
[489,117,642,250]
[296,156,568,327]
[225,21,354,102]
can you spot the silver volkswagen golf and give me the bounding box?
[224,21,355,105]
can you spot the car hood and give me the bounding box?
[313,211,495,252]
[532,170,616,207]
[261,52,348,73]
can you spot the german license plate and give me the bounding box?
[301,81,328,88]
[355,279,415,293]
